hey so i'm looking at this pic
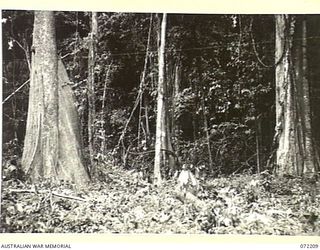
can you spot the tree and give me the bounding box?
[88,12,98,173]
[275,14,317,177]
[21,11,89,186]
[154,13,170,185]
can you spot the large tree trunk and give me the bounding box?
[57,60,90,184]
[275,15,316,177]
[154,13,167,185]
[21,11,89,186]
[88,12,98,172]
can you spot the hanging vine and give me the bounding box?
[250,16,289,68]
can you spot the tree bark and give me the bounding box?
[154,13,167,185]
[57,60,90,184]
[21,11,89,186]
[293,17,316,176]
[275,14,300,175]
[255,116,262,173]
[275,15,316,177]
[201,94,213,170]
[172,58,181,139]
[100,62,112,153]
[88,12,98,172]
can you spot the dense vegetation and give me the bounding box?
[1,11,320,234]
[2,165,319,234]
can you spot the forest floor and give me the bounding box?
[1,164,320,234]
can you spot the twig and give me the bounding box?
[9,189,87,202]
[2,79,30,104]
[10,37,31,72]
[51,191,86,202]
[60,48,82,60]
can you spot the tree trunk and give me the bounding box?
[172,58,181,139]
[275,14,300,175]
[144,96,150,141]
[171,58,181,159]
[57,60,90,184]
[21,11,89,186]
[165,105,176,176]
[100,62,112,153]
[255,116,262,173]
[154,13,167,185]
[88,12,98,172]
[293,17,316,176]
[138,14,153,146]
[201,94,213,170]
[275,15,316,177]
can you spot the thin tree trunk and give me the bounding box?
[201,95,213,170]
[100,62,113,153]
[255,116,262,173]
[172,57,181,159]
[138,89,143,145]
[88,12,98,172]
[11,58,18,142]
[172,60,180,138]
[154,13,167,185]
[165,93,176,175]
[144,96,150,140]
[138,14,153,146]
[163,56,176,175]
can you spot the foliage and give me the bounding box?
[1,166,319,234]
[176,122,255,177]
[2,11,277,173]
[2,11,320,235]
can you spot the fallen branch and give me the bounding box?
[9,189,87,202]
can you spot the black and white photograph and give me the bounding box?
[1,5,320,237]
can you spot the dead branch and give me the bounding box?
[10,37,31,71]
[60,47,82,59]
[2,79,30,104]
[9,189,87,202]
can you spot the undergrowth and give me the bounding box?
[1,164,319,234]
